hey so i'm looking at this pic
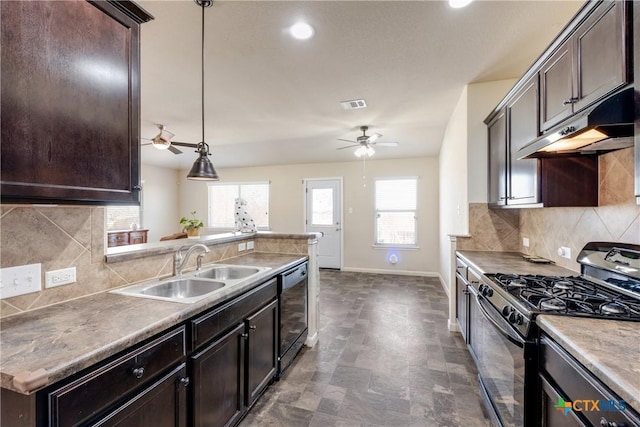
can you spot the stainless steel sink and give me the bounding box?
[138,279,225,299]
[194,266,262,280]
[110,278,227,303]
[110,264,271,304]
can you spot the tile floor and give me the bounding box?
[240,270,491,427]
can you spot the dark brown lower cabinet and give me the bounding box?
[540,334,640,427]
[190,279,278,427]
[246,300,278,407]
[92,363,188,427]
[191,324,246,427]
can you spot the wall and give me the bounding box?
[141,163,181,243]
[0,205,308,318]
[178,157,440,274]
[438,79,517,291]
[457,148,639,272]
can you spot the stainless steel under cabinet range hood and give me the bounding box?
[517,87,634,159]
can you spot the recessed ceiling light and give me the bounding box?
[449,0,473,8]
[289,22,314,40]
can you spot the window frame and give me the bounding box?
[207,181,270,231]
[373,176,418,248]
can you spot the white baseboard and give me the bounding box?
[305,332,318,348]
[448,319,460,332]
[339,267,440,277]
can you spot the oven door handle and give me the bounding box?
[473,290,525,348]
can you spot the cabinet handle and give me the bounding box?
[132,367,145,379]
[241,333,249,339]
[463,289,470,295]
[132,185,142,191]
[600,418,627,427]
[562,97,578,105]
[249,325,257,330]
[179,377,190,387]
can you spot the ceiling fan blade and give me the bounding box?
[375,142,399,147]
[141,141,152,146]
[168,145,183,155]
[337,138,356,144]
[367,133,382,143]
[337,144,359,150]
[172,141,199,148]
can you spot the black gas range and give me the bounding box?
[481,242,640,340]
[464,242,640,427]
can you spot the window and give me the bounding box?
[374,177,417,246]
[106,205,141,230]
[208,182,270,230]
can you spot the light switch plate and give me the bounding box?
[0,263,42,299]
[522,237,530,247]
[247,241,254,250]
[238,242,247,251]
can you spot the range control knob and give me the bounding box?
[502,306,514,316]
[484,287,494,297]
[508,311,524,325]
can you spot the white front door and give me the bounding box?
[305,178,342,269]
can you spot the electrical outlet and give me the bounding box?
[0,263,42,299]
[45,267,77,288]
[557,246,572,259]
[522,237,530,247]
[247,241,254,250]
[238,242,247,251]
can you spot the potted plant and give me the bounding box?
[180,211,204,239]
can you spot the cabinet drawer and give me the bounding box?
[541,336,640,426]
[47,327,186,427]
[191,279,277,350]
[108,232,129,248]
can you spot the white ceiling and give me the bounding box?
[138,0,583,170]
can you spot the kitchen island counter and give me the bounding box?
[0,253,307,395]
[537,315,640,414]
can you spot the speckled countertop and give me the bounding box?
[456,250,640,413]
[456,250,577,276]
[537,316,640,412]
[0,252,306,395]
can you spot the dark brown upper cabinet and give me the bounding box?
[506,77,540,206]
[0,0,152,205]
[540,0,629,132]
[487,110,508,206]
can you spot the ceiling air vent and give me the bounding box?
[340,99,367,110]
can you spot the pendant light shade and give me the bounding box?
[187,142,219,180]
[187,0,219,181]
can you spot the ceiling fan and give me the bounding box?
[141,124,199,155]
[337,126,399,157]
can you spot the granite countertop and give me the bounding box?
[0,252,307,395]
[456,250,577,276]
[537,315,640,413]
[456,250,640,414]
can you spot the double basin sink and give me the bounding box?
[110,265,272,304]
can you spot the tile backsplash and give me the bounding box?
[0,206,307,318]
[459,148,639,272]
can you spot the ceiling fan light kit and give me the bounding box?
[151,125,174,150]
[337,125,398,157]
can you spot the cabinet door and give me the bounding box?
[540,40,574,131]
[246,300,278,407]
[574,0,628,112]
[539,376,587,427]
[507,77,540,205]
[0,0,148,204]
[92,364,188,427]
[488,110,507,206]
[191,323,246,427]
[455,274,468,343]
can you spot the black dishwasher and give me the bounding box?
[277,261,308,378]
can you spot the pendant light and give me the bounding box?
[187,0,219,181]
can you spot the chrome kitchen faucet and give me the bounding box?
[173,243,210,276]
